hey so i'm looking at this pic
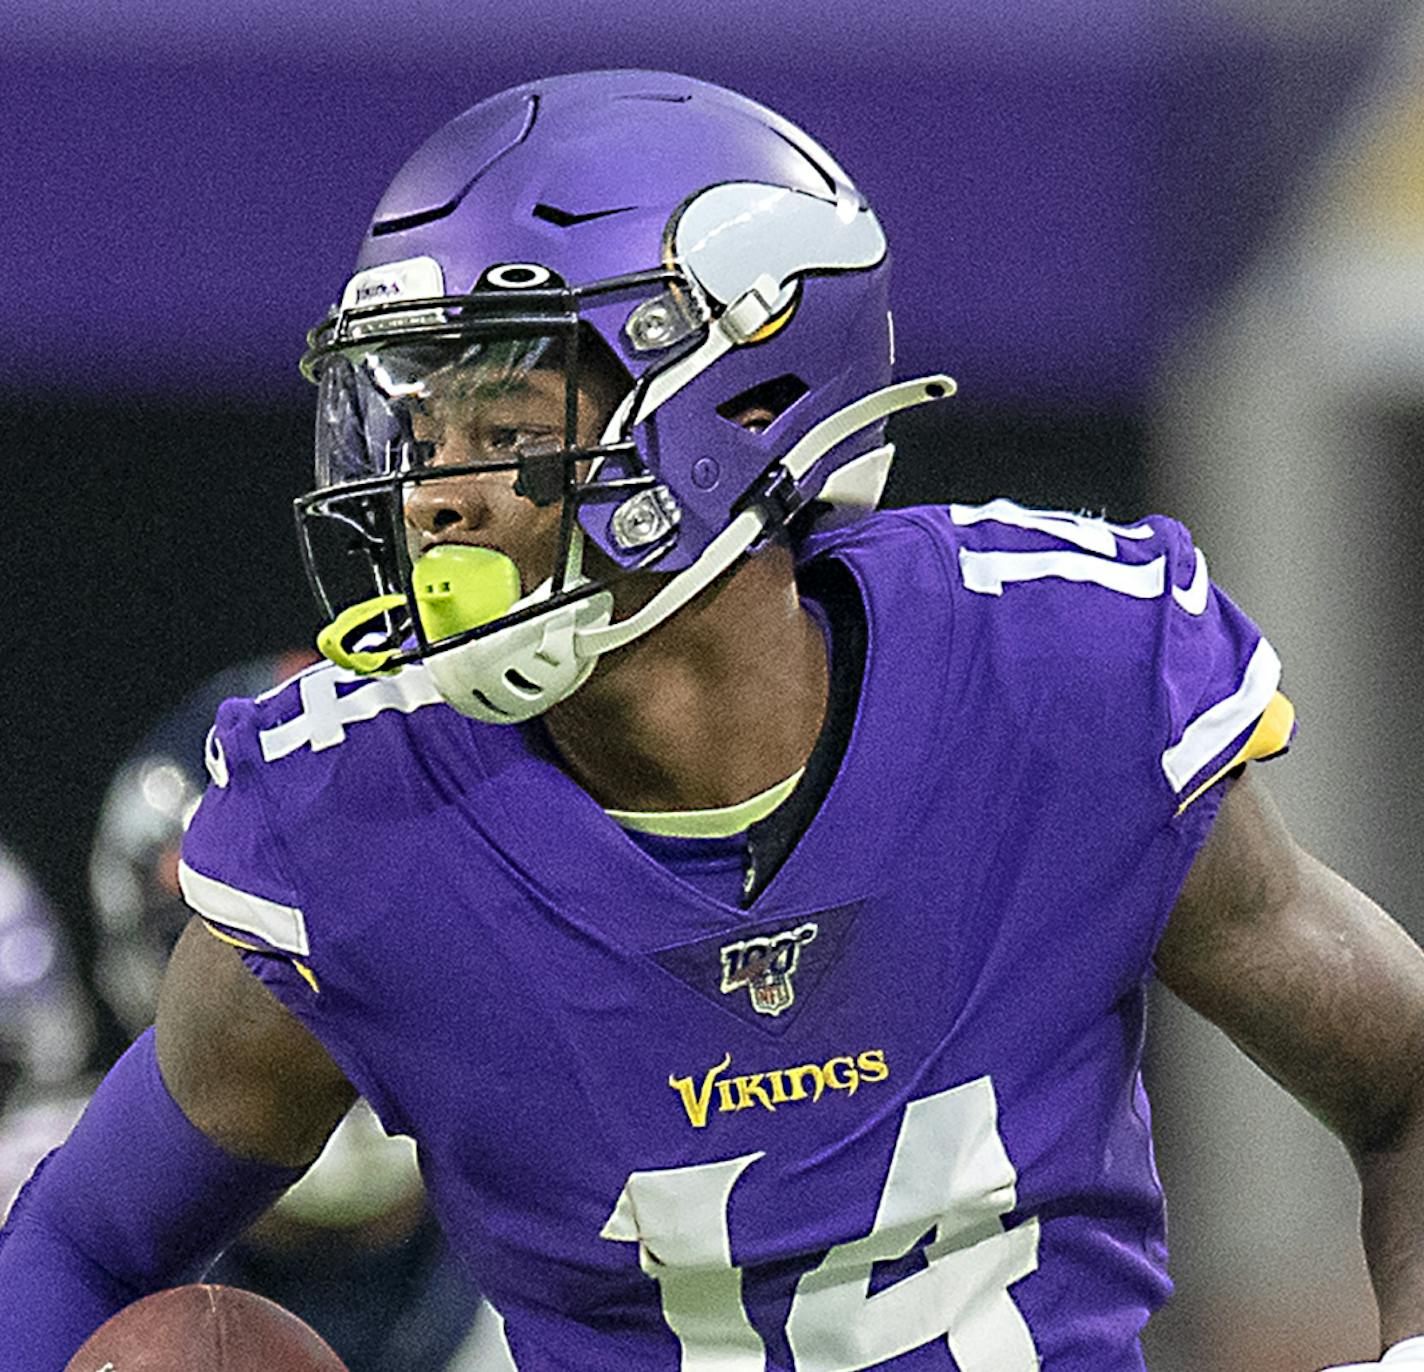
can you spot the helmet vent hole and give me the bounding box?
[371,200,460,237]
[716,375,809,433]
[532,203,636,228]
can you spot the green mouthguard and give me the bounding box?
[412,544,522,641]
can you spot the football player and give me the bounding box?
[4,70,1424,1371]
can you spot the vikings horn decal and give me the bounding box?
[673,182,888,322]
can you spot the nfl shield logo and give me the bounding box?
[720,922,818,1017]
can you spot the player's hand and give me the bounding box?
[1321,1335,1424,1369]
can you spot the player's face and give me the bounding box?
[402,361,620,594]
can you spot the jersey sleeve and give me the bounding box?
[941,499,1294,827]
[177,696,315,987]
[1153,517,1295,817]
[176,684,415,1135]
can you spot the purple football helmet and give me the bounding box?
[297,69,952,721]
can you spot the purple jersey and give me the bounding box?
[179,502,1291,1371]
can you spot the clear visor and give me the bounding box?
[297,273,701,673]
[296,321,667,673]
[313,332,573,489]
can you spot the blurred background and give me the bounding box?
[3,1,1422,1367]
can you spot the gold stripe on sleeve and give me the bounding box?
[201,922,261,954]
[1176,690,1296,816]
[201,921,321,994]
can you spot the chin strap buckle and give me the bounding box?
[738,462,809,534]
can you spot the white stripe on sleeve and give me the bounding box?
[177,860,310,957]
[1160,637,1281,793]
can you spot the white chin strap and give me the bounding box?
[426,374,954,724]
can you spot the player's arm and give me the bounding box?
[0,919,355,1368]
[157,918,356,1165]
[1155,768,1424,1360]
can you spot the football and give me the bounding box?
[63,1284,348,1371]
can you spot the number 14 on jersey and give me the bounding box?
[602,1076,1042,1371]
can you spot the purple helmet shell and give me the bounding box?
[340,69,893,574]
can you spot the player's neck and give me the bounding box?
[541,546,829,814]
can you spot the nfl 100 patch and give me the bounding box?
[647,902,861,1034]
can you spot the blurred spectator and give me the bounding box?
[0,844,93,1216]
